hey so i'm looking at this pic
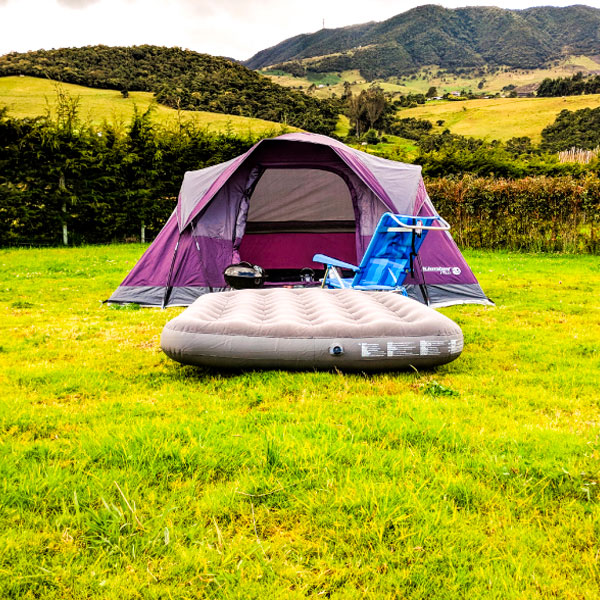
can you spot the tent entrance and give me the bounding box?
[238,167,357,282]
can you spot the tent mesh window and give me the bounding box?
[245,168,355,232]
[240,168,357,282]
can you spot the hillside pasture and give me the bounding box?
[391,55,600,97]
[398,94,600,142]
[0,76,296,135]
[1,245,599,598]
[262,55,600,99]
[262,66,600,142]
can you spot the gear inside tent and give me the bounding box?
[108,132,493,308]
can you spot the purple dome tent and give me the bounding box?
[108,132,492,308]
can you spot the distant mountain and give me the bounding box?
[245,5,600,80]
[0,45,340,134]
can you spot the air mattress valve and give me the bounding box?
[329,344,344,356]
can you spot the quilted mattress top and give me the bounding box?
[167,288,460,339]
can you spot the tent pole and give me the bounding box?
[162,235,181,309]
[409,222,430,305]
[414,253,430,306]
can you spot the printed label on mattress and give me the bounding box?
[449,338,463,354]
[360,343,386,358]
[387,341,419,357]
[419,340,447,356]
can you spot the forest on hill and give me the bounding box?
[537,72,600,97]
[0,45,340,134]
[245,5,600,81]
[540,107,600,152]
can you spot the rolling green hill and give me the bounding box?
[0,76,295,135]
[0,45,339,134]
[265,56,600,100]
[394,94,600,143]
[246,5,600,83]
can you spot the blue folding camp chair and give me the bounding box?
[313,212,450,294]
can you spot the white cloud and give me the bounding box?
[57,0,102,8]
[1,0,599,60]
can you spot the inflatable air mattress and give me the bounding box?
[161,288,463,371]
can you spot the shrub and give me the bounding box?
[364,129,380,144]
[426,174,600,253]
[0,108,255,245]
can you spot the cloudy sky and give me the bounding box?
[0,0,598,61]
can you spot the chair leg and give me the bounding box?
[321,265,330,288]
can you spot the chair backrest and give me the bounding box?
[351,213,448,290]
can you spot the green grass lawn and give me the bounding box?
[0,76,296,135]
[1,245,599,598]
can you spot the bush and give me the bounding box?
[390,117,432,140]
[426,174,600,253]
[0,108,256,246]
[541,107,600,152]
[364,129,380,144]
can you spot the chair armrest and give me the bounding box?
[312,254,359,271]
[388,214,451,231]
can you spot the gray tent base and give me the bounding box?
[108,286,225,307]
[108,283,492,309]
[405,283,493,308]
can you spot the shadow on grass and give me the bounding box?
[155,363,456,402]
[164,362,432,383]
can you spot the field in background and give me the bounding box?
[1,245,599,598]
[399,94,600,142]
[4,75,600,145]
[262,61,600,143]
[390,55,600,97]
[0,76,295,135]
[264,55,600,98]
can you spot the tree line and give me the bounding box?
[2,89,599,250]
[537,72,600,98]
[413,130,593,178]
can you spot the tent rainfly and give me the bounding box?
[108,132,493,308]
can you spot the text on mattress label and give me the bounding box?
[419,340,447,356]
[387,341,419,357]
[449,338,463,354]
[360,343,386,358]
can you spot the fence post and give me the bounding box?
[59,175,68,246]
[62,202,68,246]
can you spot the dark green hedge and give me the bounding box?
[0,107,258,246]
[2,109,599,252]
[427,175,600,253]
